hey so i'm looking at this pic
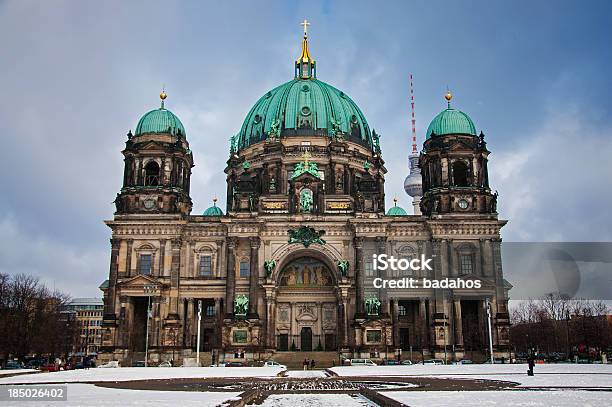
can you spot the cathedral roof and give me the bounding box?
[203,200,223,216]
[425,91,476,139]
[386,199,408,216]
[135,92,186,137]
[233,25,374,153]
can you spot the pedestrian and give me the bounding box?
[527,353,535,376]
[303,358,308,371]
[310,359,315,370]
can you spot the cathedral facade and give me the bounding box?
[100,28,511,365]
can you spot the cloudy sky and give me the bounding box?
[1,1,611,297]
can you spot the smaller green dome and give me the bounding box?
[426,108,476,139]
[386,202,408,216]
[203,202,223,216]
[135,107,186,137]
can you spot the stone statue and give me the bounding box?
[234,295,249,316]
[287,268,298,285]
[302,266,311,285]
[264,260,276,278]
[268,118,280,141]
[300,188,313,213]
[314,267,326,285]
[365,297,381,316]
[287,226,326,247]
[336,260,349,277]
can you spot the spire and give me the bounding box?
[295,19,316,79]
[409,74,417,154]
[445,88,452,109]
[160,87,167,109]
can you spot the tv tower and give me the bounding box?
[403,74,423,214]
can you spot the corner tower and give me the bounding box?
[419,91,496,216]
[114,91,193,216]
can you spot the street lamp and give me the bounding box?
[143,284,156,367]
[196,300,202,367]
[486,298,494,364]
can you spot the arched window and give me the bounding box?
[144,161,160,186]
[452,161,469,187]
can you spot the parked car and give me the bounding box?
[40,362,60,372]
[423,359,445,365]
[158,361,172,367]
[98,361,120,368]
[263,361,287,369]
[453,359,473,365]
[380,359,400,365]
[25,359,45,369]
[224,361,247,367]
[401,360,413,365]
[4,361,23,370]
[349,358,377,366]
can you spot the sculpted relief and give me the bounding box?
[279,257,333,287]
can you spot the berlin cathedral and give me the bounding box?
[100,24,511,366]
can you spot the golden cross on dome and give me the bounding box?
[301,19,310,36]
[301,151,312,164]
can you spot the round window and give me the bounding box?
[301,106,311,116]
[458,199,469,210]
[253,114,262,124]
[350,114,358,124]
[301,84,310,92]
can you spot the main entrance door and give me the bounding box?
[301,327,313,351]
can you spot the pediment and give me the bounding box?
[118,274,159,288]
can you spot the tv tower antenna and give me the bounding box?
[410,74,417,154]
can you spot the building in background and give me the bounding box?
[100,24,511,366]
[65,298,104,356]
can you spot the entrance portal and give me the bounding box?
[301,327,313,351]
[130,297,149,352]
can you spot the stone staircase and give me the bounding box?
[270,351,340,369]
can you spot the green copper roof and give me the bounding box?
[135,107,186,137]
[386,204,408,216]
[425,108,476,139]
[203,204,223,216]
[235,78,374,151]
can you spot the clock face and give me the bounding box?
[143,199,156,209]
[458,199,469,210]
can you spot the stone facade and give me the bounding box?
[99,130,511,364]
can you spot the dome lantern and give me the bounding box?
[296,19,316,79]
[425,92,477,139]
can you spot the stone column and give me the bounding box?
[265,295,274,347]
[125,239,133,277]
[375,236,388,311]
[158,240,166,277]
[103,238,120,322]
[354,237,364,316]
[224,238,237,316]
[342,298,349,347]
[216,240,224,278]
[419,298,428,349]
[392,299,399,346]
[186,298,195,348]
[214,298,222,348]
[151,296,160,347]
[454,298,463,347]
[168,238,182,318]
[248,237,260,318]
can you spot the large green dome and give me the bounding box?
[135,107,186,137]
[425,107,476,139]
[235,78,374,151]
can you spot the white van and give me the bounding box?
[349,358,377,366]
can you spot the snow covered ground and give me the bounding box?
[0,369,37,377]
[1,383,240,407]
[0,366,282,384]
[252,393,375,406]
[383,390,610,407]
[330,364,612,388]
[285,370,328,378]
